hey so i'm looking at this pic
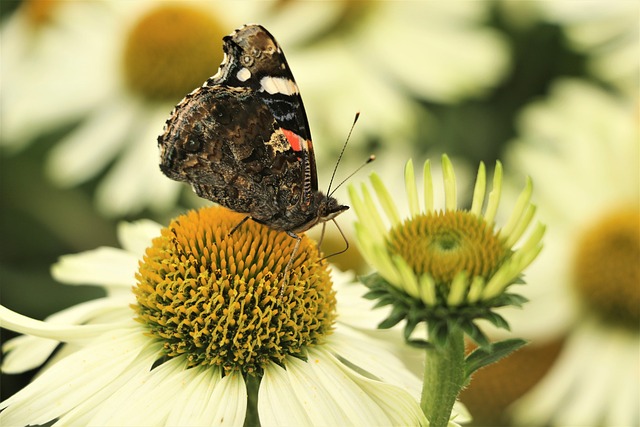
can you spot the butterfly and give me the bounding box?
[157,24,348,289]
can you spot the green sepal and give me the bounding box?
[378,305,407,329]
[427,320,450,349]
[406,338,434,349]
[460,320,491,350]
[481,311,510,330]
[491,292,528,308]
[464,338,528,383]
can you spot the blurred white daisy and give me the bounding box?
[1,1,306,216]
[1,1,508,217]
[500,79,639,426]
[286,1,510,167]
[539,1,639,97]
[1,205,476,426]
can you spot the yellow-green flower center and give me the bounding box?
[122,5,224,102]
[133,206,336,375]
[573,207,640,329]
[388,210,508,285]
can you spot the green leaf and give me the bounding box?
[464,338,528,381]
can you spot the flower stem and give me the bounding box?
[421,327,465,427]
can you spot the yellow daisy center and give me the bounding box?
[133,206,336,375]
[573,207,640,329]
[388,210,508,284]
[122,5,224,102]
[22,0,60,26]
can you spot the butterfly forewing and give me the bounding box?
[158,23,346,238]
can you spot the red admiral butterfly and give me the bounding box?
[158,24,348,287]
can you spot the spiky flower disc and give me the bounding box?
[133,206,336,375]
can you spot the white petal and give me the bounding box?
[166,367,248,427]
[51,247,139,287]
[259,363,313,427]
[358,4,508,101]
[0,329,149,425]
[55,341,162,426]
[328,327,422,397]
[117,219,162,256]
[95,357,189,426]
[203,371,247,426]
[2,296,130,372]
[511,319,640,425]
[95,105,183,216]
[1,335,58,374]
[1,3,116,148]
[0,306,129,341]
[309,347,426,426]
[46,97,138,186]
[334,279,392,330]
[278,355,349,425]
[273,350,425,426]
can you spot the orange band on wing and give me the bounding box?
[282,128,304,152]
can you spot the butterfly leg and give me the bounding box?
[228,216,252,236]
[279,231,301,300]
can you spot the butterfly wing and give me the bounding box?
[160,82,314,230]
[206,24,319,195]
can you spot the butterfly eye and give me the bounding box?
[185,138,202,153]
[241,55,254,66]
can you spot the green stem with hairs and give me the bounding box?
[421,327,465,427]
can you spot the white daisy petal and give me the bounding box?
[51,247,139,287]
[328,327,422,396]
[117,219,162,256]
[307,347,426,426]
[1,335,58,374]
[0,306,127,341]
[0,329,147,425]
[2,296,131,372]
[335,280,392,330]
[97,356,192,426]
[57,341,162,426]
[259,363,313,427]
[281,355,351,425]
[163,365,215,426]
[204,371,248,426]
[46,97,138,186]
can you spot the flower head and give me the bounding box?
[0,206,430,426]
[349,155,545,347]
[499,79,639,426]
[133,207,335,374]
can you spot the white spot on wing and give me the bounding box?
[236,67,251,82]
[260,76,299,95]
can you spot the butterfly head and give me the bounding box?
[292,192,348,233]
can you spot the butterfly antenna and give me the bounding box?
[328,154,375,198]
[327,112,360,195]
